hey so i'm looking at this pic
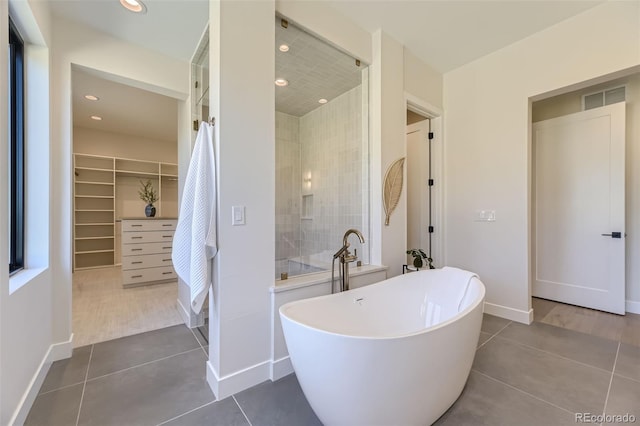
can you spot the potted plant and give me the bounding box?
[406,248,434,269]
[138,180,158,217]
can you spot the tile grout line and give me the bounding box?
[38,380,86,396]
[477,320,512,350]
[601,341,621,420]
[487,334,617,375]
[75,344,94,426]
[86,347,202,383]
[188,326,208,357]
[155,399,218,426]
[472,369,576,416]
[233,395,253,426]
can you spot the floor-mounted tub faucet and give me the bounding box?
[331,229,365,293]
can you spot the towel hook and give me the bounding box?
[209,116,216,126]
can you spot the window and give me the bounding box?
[8,18,25,274]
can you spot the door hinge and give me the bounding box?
[428,132,434,140]
[428,179,434,186]
[428,226,434,233]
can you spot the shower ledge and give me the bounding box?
[271,264,388,293]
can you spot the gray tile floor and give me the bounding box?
[26,305,640,425]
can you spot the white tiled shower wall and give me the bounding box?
[275,85,369,278]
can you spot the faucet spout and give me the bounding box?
[343,229,365,246]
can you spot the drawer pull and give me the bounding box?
[162,271,173,275]
[132,236,143,239]
[132,261,143,264]
[132,224,143,227]
[163,246,172,249]
[163,259,172,262]
[131,275,143,278]
[131,248,143,252]
[162,224,173,227]
[163,235,172,238]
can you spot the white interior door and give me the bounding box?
[406,120,430,257]
[533,102,626,314]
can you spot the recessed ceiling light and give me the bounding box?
[279,44,290,52]
[84,95,99,101]
[90,115,103,121]
[275,79,289,87]
[318,98,328,104]
[119,0,147,14]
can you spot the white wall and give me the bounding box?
[73,126,177,163]
[532,74,640,309]
[1,0,54,423]
[404,48,443,110]
[443,1,640,322]
[207,0,275,398]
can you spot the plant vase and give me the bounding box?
[145,204,156,217]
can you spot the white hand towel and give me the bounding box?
[441,267,479,312]
[172,122,217,314]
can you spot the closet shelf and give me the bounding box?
[75,195,114,199]
[76,209,115,212]
[75,222,114,226]
[75,181,114,186]
[75,236,114,240]
[75,166,113,172]
[116,170,158,178]
[75,249,115,255]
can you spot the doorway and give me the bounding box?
[532,103,626,314]
[405,100,443,269]
[71,68,183,346]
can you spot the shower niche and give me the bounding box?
[274,17,370,279]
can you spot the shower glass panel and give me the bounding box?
[275,17,370,279]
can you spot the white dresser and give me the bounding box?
[121,218,177,288]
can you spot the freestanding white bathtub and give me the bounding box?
[279,267,485,426]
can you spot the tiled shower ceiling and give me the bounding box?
[275,17,364,117]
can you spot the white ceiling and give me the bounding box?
[72,68,178,142]
[326,0,603,72]
[55,0,604,139]
[49,0,209,62]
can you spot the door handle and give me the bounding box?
[601,232,622,238]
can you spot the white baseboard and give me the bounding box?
[206,359,270,400]
[626,300,640,314]
[10,334,74,426]
[177,298,204,328]
[270,357,293,381]
[484,302,533,324]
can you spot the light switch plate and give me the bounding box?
[474,210,496,222]
[232,206,245,225]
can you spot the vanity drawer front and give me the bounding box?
[122,231,174,244]
[122,266,177,285]
[121,242,172,256]
[122,220,176,232]
[122,253,174,271]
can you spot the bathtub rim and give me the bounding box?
[279,275,486,341]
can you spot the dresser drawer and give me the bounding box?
[122,266,177,285]
[121,242,172,256]
[122,220,176,232]
[122,253,174,270]
[122,231,174,244]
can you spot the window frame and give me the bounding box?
[9,17,25,275]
